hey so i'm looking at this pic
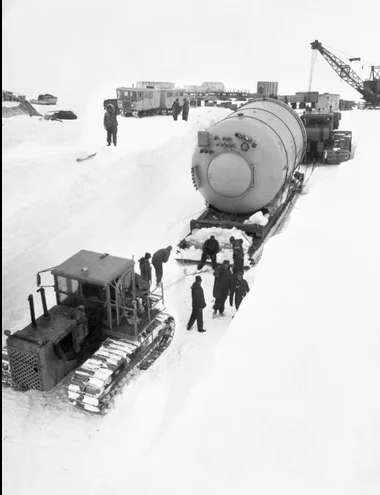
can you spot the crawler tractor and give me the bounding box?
[2,250,175,413]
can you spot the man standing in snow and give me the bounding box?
[139,253,152,286]
[152,246,172,285]
[187,275,206,332]
[172,99,180,121]
[104,103,118,146]
[230,271,250,311]
[182,98,190,121]
[197,235,220,271]
[212,260,232,317]
[232,239,245,274]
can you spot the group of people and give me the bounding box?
[197,234,246,275]
[103,98,190,147]
[187,236,250,333]
[136,236,249,334]
[172,98,190,122]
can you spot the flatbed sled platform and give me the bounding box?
[175,172,304,267]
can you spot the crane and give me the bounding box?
[311,40,380,108]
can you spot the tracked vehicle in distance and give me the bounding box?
[2,250,175,414]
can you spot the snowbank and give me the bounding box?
[122,109,380,495]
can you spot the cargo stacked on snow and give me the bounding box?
[301,110,353,164]
[323,130,352,164]
[176,97,306,267]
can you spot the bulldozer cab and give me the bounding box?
[48,250,134,330]
[47,250,164,339]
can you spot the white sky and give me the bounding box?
[2,0,380,106]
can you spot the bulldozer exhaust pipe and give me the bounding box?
[37,287,49,318]
[28,294,37,327]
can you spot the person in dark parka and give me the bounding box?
[172,99,180,121]
[187,275,206,332]
[152,246,172,285]
[182,98,190,121]
[232,239,245,274]
[104,103,118,146]
[212,260,232,317]
[197,235,220,270]
[230,271,250,310]
[139,253,152,285]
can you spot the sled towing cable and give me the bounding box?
[162,267,214,292]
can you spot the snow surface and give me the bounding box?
[2,107,379,495]
[123,109,380,495]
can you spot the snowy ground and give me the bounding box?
[122,109,380,495]
[2,106,377,494]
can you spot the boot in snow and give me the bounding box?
[198,328,206,333]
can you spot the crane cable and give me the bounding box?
[308,49,318,94]
[323,43,374,67]
[302,50,318,187]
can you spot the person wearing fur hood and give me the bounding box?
[104,103,118,146]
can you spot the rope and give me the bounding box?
[162,266,214,292]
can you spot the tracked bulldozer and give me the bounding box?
[2,250,175,414]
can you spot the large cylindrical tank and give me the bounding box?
[191,98,307,214]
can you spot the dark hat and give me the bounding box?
[145,252,151,259]
[210,235,215,239]
[195,275,202,282]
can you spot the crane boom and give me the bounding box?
[311,40,379,106]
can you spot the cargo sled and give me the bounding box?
[176,171,305,268]
[323,130,352,164]
[2,250,175,414]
